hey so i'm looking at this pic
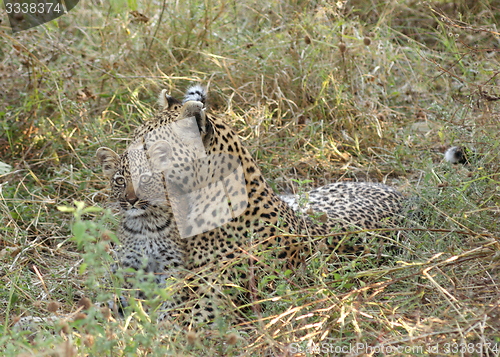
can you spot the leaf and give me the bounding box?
[82,206,103,214]
[57,206,75,213]
[73,221,86,242]
[79,263,88,275]
[74,201,85,211]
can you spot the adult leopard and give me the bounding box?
[96,86,403,325]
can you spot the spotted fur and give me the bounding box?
[97,87,403,324]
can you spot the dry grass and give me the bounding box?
[1,0,500,355]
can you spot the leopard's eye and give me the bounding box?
[115,176,125,185]
[140,174,152,184]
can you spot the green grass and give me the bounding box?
[1,0,500,355]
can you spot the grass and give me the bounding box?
[1,0,500,355]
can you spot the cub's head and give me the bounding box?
[96,145,167,217]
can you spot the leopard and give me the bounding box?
[96,85,404,326]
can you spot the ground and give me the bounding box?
[0,0,499,356]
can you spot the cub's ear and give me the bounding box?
[158,89,182,110]
[179,101,213,147]
[96,147,120,180]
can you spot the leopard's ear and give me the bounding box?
[96,147,120,180]
[179,101,213,147]
[158,89,182,110]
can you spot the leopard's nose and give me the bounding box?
[125,187,139,205]
[127,196,139,205]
